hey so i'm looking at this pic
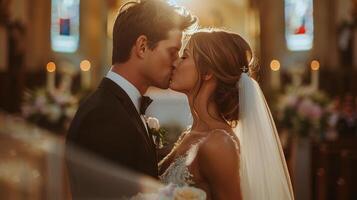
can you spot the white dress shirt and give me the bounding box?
[106,69,149,133]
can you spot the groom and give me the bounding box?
[66,0,196,197]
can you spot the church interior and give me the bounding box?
[0,0,356,199]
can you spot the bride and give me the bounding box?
[159,29,294,200]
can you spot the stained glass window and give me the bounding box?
[285,0,314,51]
[51,0,80,53]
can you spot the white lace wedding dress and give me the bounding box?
[159,142,199,187]
[159,125,294,200]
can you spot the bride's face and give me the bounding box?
[169,48,198,93]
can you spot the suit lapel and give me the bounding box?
[143,119,157,149]
[99,78,156,152]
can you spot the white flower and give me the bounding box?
[147,117,160,131]
[46,104,62,122]
[53,93,69,105]
[173,186,207,200]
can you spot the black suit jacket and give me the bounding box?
[66,78,158,198]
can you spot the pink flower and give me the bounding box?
[286,95,298,108]
[297,99,314,118]
[310,104,322,120]
[34,95,46,109]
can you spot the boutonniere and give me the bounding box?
[146,117,168,149]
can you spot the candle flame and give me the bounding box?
[46,62,56,72]
[270,60,280,71]
[311,60,320,71]
[80,60,91,71]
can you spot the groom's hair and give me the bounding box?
[112,0,197,64]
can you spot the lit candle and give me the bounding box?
[311,60,320,91]
[270,59,281,90]
[46,62,56,92]
[80,60,91,90]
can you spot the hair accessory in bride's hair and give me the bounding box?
[242,53,255,74]
[237,65,250,88]
[241,66,249,73]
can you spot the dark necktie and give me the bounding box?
[140,96,153,115]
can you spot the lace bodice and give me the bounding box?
[159,143,199,186]
[159,155,194,186]
[159,129,239,188]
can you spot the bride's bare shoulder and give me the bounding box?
[196,129,241,183]
[198,129,240,160]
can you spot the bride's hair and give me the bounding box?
[188,29,257,127]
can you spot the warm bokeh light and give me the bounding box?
[46,62,56,72]
[311,60,320,71]
[80,60,91,71]
[270,60,281,71]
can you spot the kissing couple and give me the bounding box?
[66,0,294,199]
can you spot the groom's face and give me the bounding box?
[142,29,182,89]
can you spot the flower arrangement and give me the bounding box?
[21,88,79,133]
[276,86,331,137]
